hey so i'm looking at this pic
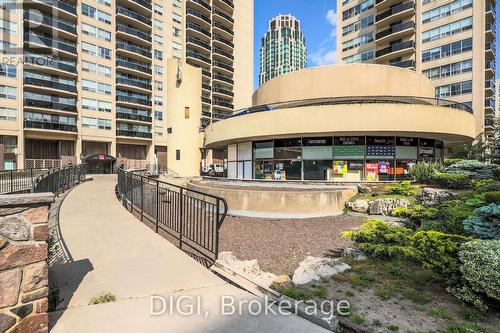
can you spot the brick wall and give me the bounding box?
[0,193,55,333]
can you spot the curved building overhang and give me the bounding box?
[204,103,476,149]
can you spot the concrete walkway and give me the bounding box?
[49,175,328,333]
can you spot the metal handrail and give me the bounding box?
[116,168,227,265]
[225,95,473,120]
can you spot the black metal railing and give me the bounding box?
[376,40,415,58]
[226,95,474,120]
[117,168,227,266]
[0,164,86,194]
[376,1,414,22]
[24,120,77,132]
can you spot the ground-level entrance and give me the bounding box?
[83,154,116,174]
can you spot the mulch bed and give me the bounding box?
[219,214,366,275]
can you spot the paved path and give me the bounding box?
[49,175,328,333]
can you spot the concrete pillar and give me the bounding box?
[166,59,202,177]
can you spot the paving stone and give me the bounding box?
[0,269,22,307]
[10,304,33,319]
[22,262,48,293]
[22,207,49,224]
[0,244,47,271]
[0,216,31,241]
[0,313,16,332]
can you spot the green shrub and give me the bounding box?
[416,201,472,235]
[89,292,117,305]
[385,181,417,196]
[445,160,498,180]
[484,191,500,204]
[463,204,500,240]
[493,166,500,181]
[444,159,464,167]
[448,285,487,312]
[459,240,500,303]
[409,162,443,183]
[464,194,487,208]
[411,231,473,284]
[477,182,500,193]
[431,173,470,189]
[342,219,413,259]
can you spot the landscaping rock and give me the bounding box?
[342,247,367,262]
[369,198,410,215]
[217,251,277,287]
[0,216,31,241]
[272,275,291,286]
[345,199,369,213]
[0,313,16,332]
[21,262,48,293]
[0,269,22,307]
[292,256,351,285]
[357,184,372,194]
[0,244,47,270]
[420,187,454,207]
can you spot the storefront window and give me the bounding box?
[254,160,273,179]
[419,138,435,162]
[253,141,273,159]
[396,160,416,180]
[366,136,395,159]
[396,137,418,160]
[304,160,331,180]
[274,160,301,180]
[435,141,444,164]
[366,160,394,181]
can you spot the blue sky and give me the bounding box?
[254,0,500,88]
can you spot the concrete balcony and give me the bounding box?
[23,77,77,96]
[24,11,77,40]
[212,21,233,40]
[375,40,415,61]
[116,7,152,32]
[186,7,211,28]
[212,8,233,29]
[375,1,415,26]
[116,41,152,62]
[186,22,212,41]
[116,24,152,46]
[116,129,153,140]
[375,21,415,44]
[24,33,77,58]
[186,50,211,67]
[187,0,211,15]
[24,120,77,134]
[23,54,77,77]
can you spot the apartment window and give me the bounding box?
[184,107,190,119]
[173,27,181,37]
[422,59,472,79]
[155,80,163,91]
[154,96,163,106]
[422,0,473,24]
[422,38,472,62]
[154,49,163,60]
[95,0,111,7]
[342,0,374,20]
[154,19,163,31]
[98,82,112,95]
[98,118,112,130]
[82,23,110,41]
[0,85,15,99]
[82,117,97,129]
[342,33,374,52]
[342,16,374,36]
[82,97,98,111]
[98,101,112,113]
[154,34,163,46]
[82,42,97,55]
[98,46,111,59]
[154,111,163,121]
[154,126,164,136]
[173,0,182,8]
[435,80,473,97]
[0,63,16,78]
[176,150,180,161]
[172,42,182,53]
[173,12,182,24]
[0,107,16,121]
[0,41,15,54]
[0,18,16,35]
[342,49,374,64]
[422,17,473,43]
[97,10,111,24]
[82,79,97,92]
[154,3,163,15]
[154,65,163,75]
[82,4,111,24]
[99,65,112,77]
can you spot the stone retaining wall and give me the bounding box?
[0,193,55,333]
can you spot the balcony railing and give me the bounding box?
[24,33,77,54]
[485,42,496,52]
[24,98,77,112]
[376,1,414,22]
[187,7,211,24]
[186,36,211,50]
[376,40,415,58]
[190,0,211,11]
[116,77,152,91]
[485,99,495,109]
[24,54,76,73]
[213,22,233,35]
[116,95,152,107]
[202,70,211,78]
[116,58,152,75]
[24,12,77,35]
[24,120,77,132]
[391,59,415,69]
[117,24,152,43]
[116,7,152,26]
[186,50,211,64]
[116,129,152,139]
[213,34,234,48]
[116,42,152,58]
[24,77,77,93]
[202,97,211,104]
[116,112,152,122]
[220,0,233,9]
[131,0,152,10]
[212,60,233,71]
[213,100,233,109]
[212,87,234,97]
[32,0,77,15]
[213,48,234,60]
[376,21,415,40]
[213,74,234,84]
[213,9,233,23]
[486,23,496,35]
[186,22,211,37]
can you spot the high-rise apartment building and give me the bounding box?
[259,14,307,86]
[337,0,496,140]
[0,0,253,171]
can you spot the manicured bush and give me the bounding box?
[393,205,438,223]
[444,160,498,180]
[342,219,413,259]
[431,173,470,189]
[463,204,500,240]
[444,159,464,167]
[484,191,500,205]
[459,240,500,303]
[385,181,417,196]
[493,166,500,181]
[448,284,487,311]
[409,162,443,183]
[477,182,500,193]
[411,231,472,284]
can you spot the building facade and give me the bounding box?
[204,65,475,181]
[0,0,253,172]
[336,0,496,140]
[259,14,307,86]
